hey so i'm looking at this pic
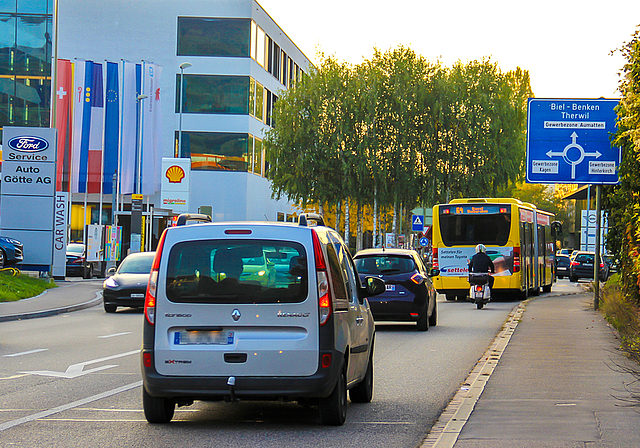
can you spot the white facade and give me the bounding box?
[57,0,311,221]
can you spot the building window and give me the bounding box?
[176,74,249,115]
[180,131,249,172]
[177,17,250,57]
[250,135,262,176]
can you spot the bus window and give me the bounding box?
[439,213,511,246]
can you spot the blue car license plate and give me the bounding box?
[174,331,234,345]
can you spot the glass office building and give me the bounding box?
[0,0,53,141]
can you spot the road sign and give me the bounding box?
[526,98,620,184]
[412,215,424,232]
[419,237,429,247]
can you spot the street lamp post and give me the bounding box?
[178,62,192,158]
[136,94,148,195]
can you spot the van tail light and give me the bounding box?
[570,261,579,267]
[312,230,332,326]
[475,285,482,292]
[513,247,521,273]
[145,229,167,325]
[432,247,439,268]
[599,262,604,268]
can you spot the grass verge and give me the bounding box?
[0,270,57,303]
[600,273,640,364]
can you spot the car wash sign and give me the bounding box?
[526,98,620,184]
[1,126,57,270]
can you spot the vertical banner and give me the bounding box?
[119,61,139,195]
[87,62,104,194]
[104,225,122,262]
[141,62,163,196]
[103,61,119,194]
[54,59,72,192]
[86,224,104,262]
[52,191,69,278]
[71,59,87,193]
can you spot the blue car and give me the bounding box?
[0,235,24,268]
[354,248,440,331]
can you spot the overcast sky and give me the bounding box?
[258,0,640,99]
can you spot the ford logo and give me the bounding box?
[7,136,49,152]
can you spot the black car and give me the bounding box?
[555,254,571,279]
[66,243,102,279]
[354,248,440,331]
[102,251,155,313]
[0,235,24,268]
[569,251,607,282]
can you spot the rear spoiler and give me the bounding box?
[175,213,212,226]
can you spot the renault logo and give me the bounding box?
[231,309,241,321]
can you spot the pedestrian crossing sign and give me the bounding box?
[412,215,424,232]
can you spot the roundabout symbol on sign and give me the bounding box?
[546,132,601,180]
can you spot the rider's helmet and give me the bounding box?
[475,244,486,254]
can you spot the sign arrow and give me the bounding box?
[21,350,139,379]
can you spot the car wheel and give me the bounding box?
[104,303,117,313]
[143,387,175,424]
[350,346,374,403]
[319,361,347,425]
[83,264,93,279]
[0,249,5,268]
[428,299,438,327]
[477,301,484,309]
[416,300,429,331]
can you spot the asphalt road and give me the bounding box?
[0,291,521,448]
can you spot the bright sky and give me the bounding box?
[258,0,640,99]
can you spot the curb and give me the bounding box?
[0,290,103,323]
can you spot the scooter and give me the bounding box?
[468,273,491,309]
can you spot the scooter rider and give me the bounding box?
[468,244,495,293]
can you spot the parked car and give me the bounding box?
[66,243,101,279]
[103,251,156,313]
[141,213,385,426]
[354,248,440,331]
[555,254,571,279]
[603,254,618,275]
[0,235,24,268]
[556,248,571,256]
[569,251,607,282]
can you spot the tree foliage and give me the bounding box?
[608,27,640,305]
[264,47,532,238]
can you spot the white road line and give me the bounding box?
[0,381,142,432]
[22,349,140,379]
[98,332,133,339]
[3,349,48,358]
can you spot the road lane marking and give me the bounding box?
[98,332,133,339]
[0,381,142,432]
[21,349,139,379]
[3,349,48,357]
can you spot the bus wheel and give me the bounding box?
[543,284,552,293]
[445,294,456,301]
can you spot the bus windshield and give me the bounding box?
[439,206,511,246]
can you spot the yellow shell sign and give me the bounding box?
[166,165,185,183]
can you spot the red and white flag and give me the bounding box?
[54,59,73,192]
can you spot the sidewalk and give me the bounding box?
[424,283,640,448]
[0,279,103,322]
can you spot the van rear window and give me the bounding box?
[165,239,307,304]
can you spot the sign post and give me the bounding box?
[526,98,621,310]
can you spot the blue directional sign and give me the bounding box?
[526,98,621,184]
[419,237,429,247]
[412,215,424,232]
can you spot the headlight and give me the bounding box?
[104,277,119,288]
[0,237,21,245]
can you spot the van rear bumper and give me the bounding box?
[141,349,342,401]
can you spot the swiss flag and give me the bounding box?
[55,59,73,192]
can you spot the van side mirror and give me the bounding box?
[363,276,385,296]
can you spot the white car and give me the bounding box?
[141,214,384,425]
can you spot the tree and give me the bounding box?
[608,27,640,304]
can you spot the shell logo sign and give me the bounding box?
[166,165,185,183]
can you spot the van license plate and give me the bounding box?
[175,331,234,345]
[131,293,145,298]
[385,284,395,291]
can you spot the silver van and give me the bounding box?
[141,214,384,425]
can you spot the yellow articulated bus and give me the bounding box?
[431,198,555,301]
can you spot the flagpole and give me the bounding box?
[98,61,107,227]
[50,0,59,127]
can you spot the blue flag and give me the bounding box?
[103,61,119,194]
